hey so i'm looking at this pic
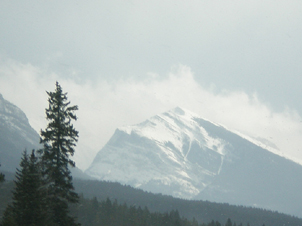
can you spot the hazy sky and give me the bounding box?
[0,0,301,170]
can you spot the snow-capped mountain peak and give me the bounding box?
[86,107,229,198]
[86,107,302,217]
[120,107,227,158]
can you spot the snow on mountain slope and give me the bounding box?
[86,107,232,198]
[86,107,302,217]
[0,94,40,172]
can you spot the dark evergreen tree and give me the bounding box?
[208,220,216,226]
[39,81,80,226]
[1,205,17,226]
[215,221,222,226]
[0,164,4,183]
[225,218,232,226]
[1,150,45,226]
[191,217,199,226]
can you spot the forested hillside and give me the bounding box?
[1,179,301,226]
[72,196,248,226]
[73,179,302,226]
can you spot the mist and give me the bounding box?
[0,59,301,170]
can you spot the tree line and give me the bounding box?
[72,196,256,226]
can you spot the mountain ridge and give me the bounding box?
[87,107,229,198]
[86,106,302,217]
[0,93,40,172]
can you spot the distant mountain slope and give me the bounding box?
[193,118,302,217]
[0,94,40,172]
[86,107,302,217]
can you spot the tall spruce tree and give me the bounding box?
[39,81,80,226]
[1,150,45,226]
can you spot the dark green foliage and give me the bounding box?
[75,196,192,226]
[74,197,262,226]
[225,218,232,226]
[1,150,45,226]
[39,82,80,226]
[1,205,17,226]
[206,220,222,226]
[0,174,4,183]
[1,180,302,226]
[0,164,4,183]
[73,179,302,226]
[0,181,14,222]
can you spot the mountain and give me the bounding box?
[86,107,302,217]
[0,94,40,172]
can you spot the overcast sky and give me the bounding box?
[0,0,301,170]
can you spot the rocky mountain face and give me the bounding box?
[0,94,40,172]
[86,107,302,217]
